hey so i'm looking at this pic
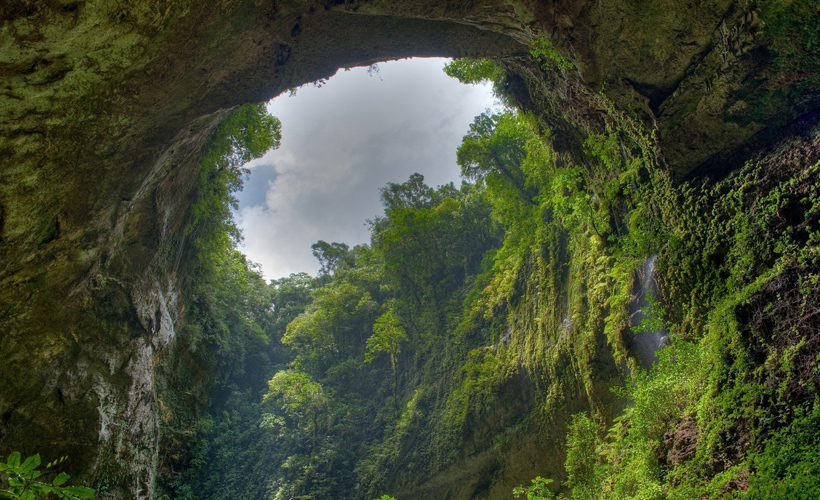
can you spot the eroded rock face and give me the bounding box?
[0,0,817,497]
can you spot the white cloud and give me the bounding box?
[236,57,498,279]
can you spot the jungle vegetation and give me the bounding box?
[159,45,820,500]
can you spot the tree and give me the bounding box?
[443,58,511,104]
[282,282,377,375]
[364,308,408,399]
[443,58,505,86]
[311,241,351,276]
[373,178,498,314]
[270,273,315,334]
[457,112,534,199]
[563,413,605,500]
[264,370,329,445]
[189,103,282,253]
[364,310,408,377]
[378,173,455,213]
[220,104,282,169]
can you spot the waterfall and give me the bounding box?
[628,254,668,368]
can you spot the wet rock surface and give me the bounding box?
[627,255,668,369]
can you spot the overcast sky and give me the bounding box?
[235,57,497,279]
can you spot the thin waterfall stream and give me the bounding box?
[628,254,669,368]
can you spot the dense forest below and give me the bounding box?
[155,52,820,500]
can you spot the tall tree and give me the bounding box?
[365,310,408,394]
[264,369,330,446]
[311,240,352,276]
[457,112,535,200]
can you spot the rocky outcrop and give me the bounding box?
[1,0,817,497]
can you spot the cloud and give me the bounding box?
[236,58,497,279]
[239,163,278,207]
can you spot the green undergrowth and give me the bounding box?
[169,51,657,498]
[166,51,820,500]
[443,54,820,499]
[157,103,286,499]
[0,453,95,500]
[178,101,282,365]
[167,92,659,498]
[514,153,820,498]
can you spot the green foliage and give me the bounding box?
[161,103,304,500]
[181,102,282,373]
[379,172,452,212]
[0,453,94,500]
[364,310,407,375]
[513,476,556,500]
[443,58,504,85]
[740,400,820,499]
[270,273,317,334]
[355,389,425,497]
[265,370,327,422]
[173,60,820,500]
[169,267,318,499]
[443,58,510,102]
[563,414,606,499]
[282,280,379,374]
[312,240,352,276]
[529,37,572,72]
[457,112,534,197]
[372,175,499,326]
[443,347,503,429]
[543,157,820,500]
[188,103,281,262]
[636,291,666,334]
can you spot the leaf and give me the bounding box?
[29,483,52,494]
[7,452,21,468]
[19,454,41,473]
[53,472,71,486]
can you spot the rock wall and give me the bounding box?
[1,0,817,497]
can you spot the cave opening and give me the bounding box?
[235,57,500,278]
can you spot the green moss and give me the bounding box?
[527,153,820,499]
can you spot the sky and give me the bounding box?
[235,57,498,280]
